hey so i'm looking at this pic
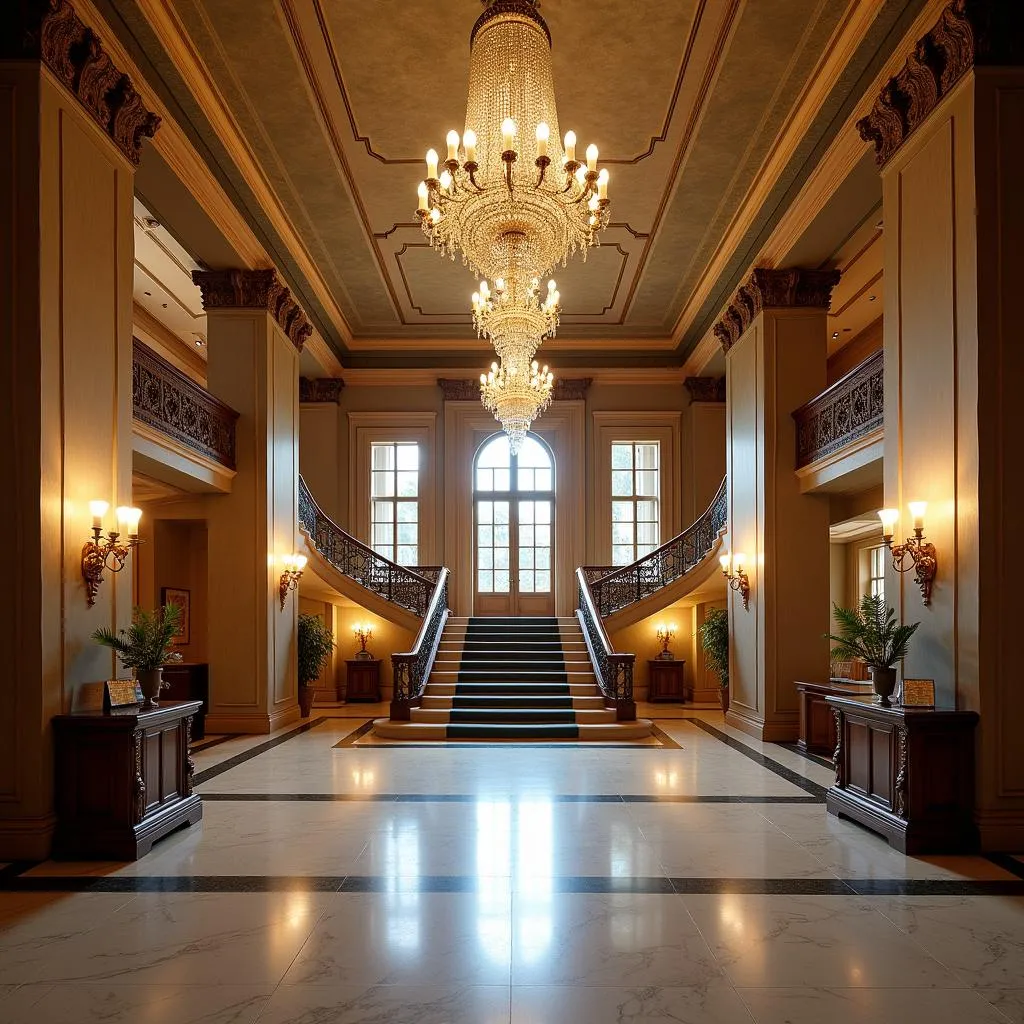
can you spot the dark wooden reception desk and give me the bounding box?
[53,700,203,859]
[826,696,979,854]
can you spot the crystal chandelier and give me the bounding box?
[472,276,560,364]
[416,0,611,290]
[479,358,554,454]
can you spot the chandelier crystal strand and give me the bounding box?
[471,276,559,365]
[479,357,555,454]
[415,0,611,290]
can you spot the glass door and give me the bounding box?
[473,433,555,616]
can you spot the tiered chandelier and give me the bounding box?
[480,359,554,455]
[415,0,610,450]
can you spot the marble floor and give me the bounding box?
[2,709,1023,1023]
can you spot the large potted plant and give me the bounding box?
[92,604,183,710]
[827,594,919,706]
[698,607,730,712]
[297,613,335,717]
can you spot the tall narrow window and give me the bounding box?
[370,442,419,564]
[610,442,660,566]
[868,544,885,601]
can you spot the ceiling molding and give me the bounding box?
[133,301,206,379]
[340,333,680,354]
[130,0,355,345]
[339,366,687,387]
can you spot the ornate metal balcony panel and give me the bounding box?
[794,349,883,469]
[585,477,728,618]
[298,476,435,616]
[132,340,238,469]
[577,571,634,704]
[393,570,449,707]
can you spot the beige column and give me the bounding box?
[719,269,837,741]
[682,377,726,524]
[193,270,309,734]
[298,377,344,523]
[0,2,158,857]
[858,1,1024,849]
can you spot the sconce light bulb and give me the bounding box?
[732,553,745,571]
[877,507,899,537]
[89,500,109,520]
[908,500,927,530]
[294,554,307,571]
[719,553,731,573]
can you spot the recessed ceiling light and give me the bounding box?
[875,220,883,230]
[869,294,877,301]
[194,339,204,347]
[144,291,152,296]
[832,331,839,339]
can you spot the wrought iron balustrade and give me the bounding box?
[132,339,238,469]
[794,349,883,469]
[584,476,728,618]
[298,476,436,616]
[391,568,450,718]
[577,569,635,712]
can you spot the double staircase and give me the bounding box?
[373,616,653,740]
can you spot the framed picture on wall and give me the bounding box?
[161,587,190,645]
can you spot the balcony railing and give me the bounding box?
[793,349,883,469]
[132,339,238,469]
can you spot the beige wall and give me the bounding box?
[150,520,209,663]
[0,66,135,858]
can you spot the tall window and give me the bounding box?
[370,442,419,564]
[868,544,885,601]
[611,441,660,566]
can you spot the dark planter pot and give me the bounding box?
[719,684,730,714]
[137,668,164,710]
[298,684,316,717]
[870,666,898,707]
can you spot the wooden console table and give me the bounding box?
[647,659,687,702]
[345,658,382,701]
[796,680,873,756]
[53,700,203,859]
[826,696,978,854]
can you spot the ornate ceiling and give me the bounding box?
[109,0,922,367]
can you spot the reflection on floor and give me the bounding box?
[1,709,1023,1023]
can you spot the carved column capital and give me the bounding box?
[438,377,592,402]
[299,377,345,404]
[192,269,313,352]
[713,268,841,352]
[684,376,726,402]
[857,0,1024,167]
[2,0,161,165]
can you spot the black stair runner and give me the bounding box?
[445,617,584,738]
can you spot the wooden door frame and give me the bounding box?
[444,401,585,617]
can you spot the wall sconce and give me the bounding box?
[278,553,307,609]
[655,622,677,660]
[81,501,142,607]
[878,502,937,605]
[719,551,750,610]
[353,621,374,660]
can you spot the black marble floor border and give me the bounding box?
[334,720,377,747]
[193,717,328,786]
[2,872,1023,896]
[198,792,824,804]
[986,852,1024,880]
[680,718,829,799]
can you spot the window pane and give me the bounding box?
[612,501,633,523]
[535,525,550,546]
[477,467,494,491]
[373,523,393,546]
[478,570,493,592]
[478,501,493,524]
[518,436,551,468]
[478,524,493,546]
[372,471,393,497]
[372,445,395,471]
[636,443,659,470]
[397,471,418,497]
[478,548,493,570]
[535,570,551,592]
[478,434,511,468]
[612,545,633,566]
[637,522,658,546]
[397,545,417,565]
[611,444,633,469]
[612,470,633,496]
[520,548,534,569]
[518,467,535,491]
[535,548,550,570]
[612,522,634,545]
[519,501,534,524]
[396,444,419,471]
[397,523,417,545]
[494,503,510,525]
[520,525,535,547]
[636,500,657,522]
[519,570,535,592]
[372,500,393,524]
[397,501,417,523]
[637,544,655,558]
[494,547,509,570]
[535,468,552,491]
[495,525,510,546]
[636,470,658,496]
[494,468,510,491]
[535,502,551,524]
[494,569,510,593]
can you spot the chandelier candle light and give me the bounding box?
[415,0,611,290]
[472,276,560,362]
[480,358,554,454]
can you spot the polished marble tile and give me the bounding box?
[512,984,756,1023]
[281,892,512,987]
[651,831,835,879]
[627,802,789,838]
[2,982,270,1023]
[875,895,1024,989]
[0,982,52,1023]
[982,989,1024,1023]
[684,895,960,989]
[510,892,724,988]
[258,983,511,1024]
[736,986,1008,1023]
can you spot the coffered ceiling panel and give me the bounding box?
[117,0,922,364]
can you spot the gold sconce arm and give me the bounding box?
[278,553,307,610]
[81,516,140,608]
[719,552,751,611]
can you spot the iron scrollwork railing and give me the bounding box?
[585,476,728,617]
[392,568,450,716]
[132,339,239,469]
[577,569,635,710]
[298,475,435,616]
[793,349,883,469]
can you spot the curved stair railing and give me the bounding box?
[297,475,450,719]
[576,476,728,715]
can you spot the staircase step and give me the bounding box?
[371,718,656,741]
[426,682,599,697]
[421,695,606,710]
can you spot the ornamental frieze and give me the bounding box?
[299,377,345,404]
[438,377,592,402]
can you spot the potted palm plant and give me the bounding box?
[698,607,730,711]
[297,613,335,717]
[827,594,919,706]
[92,604,183,710]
